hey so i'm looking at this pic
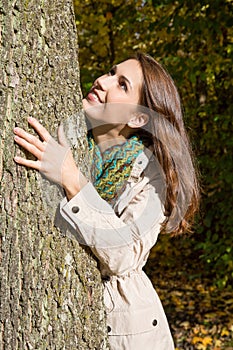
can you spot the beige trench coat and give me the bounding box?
[60,149,175,350]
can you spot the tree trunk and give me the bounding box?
[0,1,108,349]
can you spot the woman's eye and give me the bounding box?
[109,68,115,76]
[119,81,127,91]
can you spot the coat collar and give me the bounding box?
[128,150,150,183]
[114,148,154,215]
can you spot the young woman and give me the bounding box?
[13,53,199,349]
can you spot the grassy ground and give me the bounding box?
[145,234,233,350]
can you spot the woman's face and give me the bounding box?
[82,59,143,125]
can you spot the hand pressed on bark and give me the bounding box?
[13,117,87,200]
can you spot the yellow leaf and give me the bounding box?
[192,336,213,346]
[193,326,200,334]
[180,321,190,330]
[214,339,222,347]
[221,328,230,337]
[202,336,213,346]
[200,325,208,335]
[192,336,203,344]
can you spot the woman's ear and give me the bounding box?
[127,113,149,128]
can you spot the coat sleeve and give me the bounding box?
[59,178,165,276]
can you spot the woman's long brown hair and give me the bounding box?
[135,52,200,235]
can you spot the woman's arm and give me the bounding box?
[13,117,87,200]
[60,177,165,275]
[14,118,164,275]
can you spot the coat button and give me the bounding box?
[107,326,111,333]
[72,206,79,213]
[152,319,158,326]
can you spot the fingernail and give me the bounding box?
[14,156,19,162]
[28,117,34,122]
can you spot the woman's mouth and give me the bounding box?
[87,90,102,103]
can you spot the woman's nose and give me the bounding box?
[95,74,115,91]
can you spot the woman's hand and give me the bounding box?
[14,117,87,200]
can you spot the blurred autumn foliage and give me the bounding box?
[145,235,233,349]
[73,0,233,348]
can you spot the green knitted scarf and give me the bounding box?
[88,132,144,205]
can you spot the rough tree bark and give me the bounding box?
[0,1,108,349]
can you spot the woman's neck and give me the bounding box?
[91,124,132,152]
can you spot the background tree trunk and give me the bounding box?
[0,1,108,349]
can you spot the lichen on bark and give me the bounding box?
[0,1,108,349]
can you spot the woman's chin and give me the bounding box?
[82,97,90,111]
